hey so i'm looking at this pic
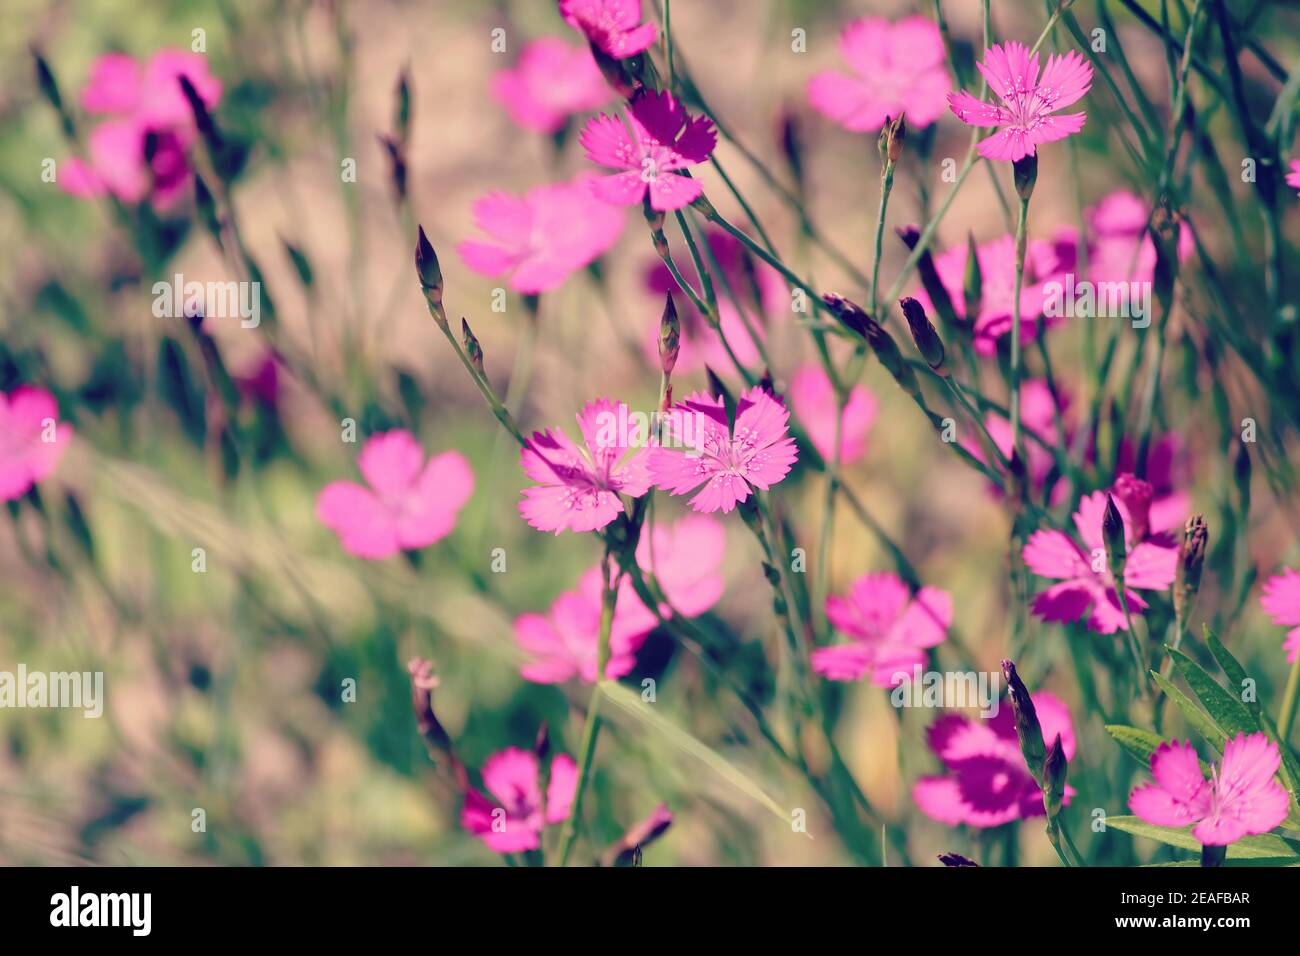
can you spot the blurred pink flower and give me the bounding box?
[580,90,717,211]
[648,386,798,513]
[519,398,651,534]
[60,49,221,209]
[0,386,73,501]
[1260,568,1300,663]
[914,692,1076,827]
[316,430,473,559]
[1129,733,1289,845]
[787,363,877,466]
[1287,160,1300,197]
[457,174,625,293]
[811,572,952,685]
[948,41,1092,161]
[462,748,577,853]
[490,37,612,133]
[1086,190,1194,288]
[964,378,1067,501]
[514,566,653,683]
[560,0,657,59]
[1113,432,1190,534]
[807,16,950,132]
[636,514,727,616]
[914,231,1074,354]
[641,227,785,375]
[1023,476,1177,634]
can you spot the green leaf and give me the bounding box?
[1167,646,1257,739]
[1150,670,1226,750]
[1105,725,1168,768]
[596,681,795,830]
[1107,816,1300,859]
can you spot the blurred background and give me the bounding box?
[1,0,1299,866]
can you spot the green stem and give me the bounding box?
[1278,652,1300,744]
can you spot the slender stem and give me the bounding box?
[1279,652,1300,744]
[1009,194,1030,459]
[869,159,896,317]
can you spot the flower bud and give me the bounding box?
[1103,493,1127,579]
[963,232,983,323]
[897,225,961,332]
[1043,733,1068,817]
[533,720,551,763]
[461,318,485,377]
[378,133,407,203]
[1001,659,1047,784]
[885,113,906,164]
[1175,514,1208,625]
[823,294,923,402]
[1012,153,1038,201]
[415,225,444,306]
[938,853,979,867]
[659,292,680,375]
[899,296,945,371]
[407,658,467,789]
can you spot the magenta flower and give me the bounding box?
[641,228,784,374]
[1287,160,1300,197]
[1022,477,1177,634]
[462,747,578,853]
[788,364,878,466]
[0,386,72,501]
[1113,432,1190,535]
[457,174,625,293]
[913,231,1074,354]
[60,49,221,209]
[580,90,717,211]
[514,565,654,683]
[963,378,1067,502]
[807,16,950,132]
[1086,190,1194,289]
[1129,733,1289,846]
[811,573,952,685]
[635,514,727,617]
[560,0,657,60]
[648,386,798,514]
[316,430,473,559]
[519,398,651,534]
[914,692,1076,827]
[490,37,612,134]
[948,41,1092,161]
[1261,568,1300,663]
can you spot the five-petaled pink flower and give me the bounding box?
[787,364,878,466]
[560,0,657,60]
[807,16,950,132]
[914,692,1076,828]
[1129,733,1289,846]
[462,747,578,853]
[60,49,222,209]
[457,174,625,293]
[316,430,473,559]
[1023,476,1177,634]
[519,397,651,534]
[948,41,1092,161]
[580,90,717,211]
[811,573,952,685]
[514,565,655,683]
[1261,568,1300,663]
[0,386,73,501]
[648,386,798,513]
[1287,160,1300,197]
[490,37,612,133]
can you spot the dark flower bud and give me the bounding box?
[1012,153,1038,201]
[899,297,945,371]
[1002,659,1047,784]
[659,292,680,375]
[1043,734,1068,817]
[407,658,467,789]
[885,113,906,164]
[415,225,444,306]
[1103,493,1127,579]
[1175,514,1208,625]
[461,318,485,377]
[938,853,980,867]
[897,225,961,332]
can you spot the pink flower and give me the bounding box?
[787,364,877,466]
[60,49,221,209]
[1113,432,1190,534]
[811,573,952,685]
[316,430,473,559]
[1022,477,1177,634]
[1086,190,1194,289]
[948,41,1092,161]
[1287,160,1300,197]
[1260,568,1300,663]
[636,514,727,617]
[648,386,798,513]
[1129,733,1289,846]
[913,231,1074,354]
[0,386,73,501]
[580,90,717,211]
[519,398,651,534]
[964,378,1067,501]
[490,37,612,133]
[457,175,625,293]
[462,747,578,853]
[514,565,654,683]
[560,0,657,60]
[807,16,950,132]
[641,228,785,374]
[914,692,1076,828]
